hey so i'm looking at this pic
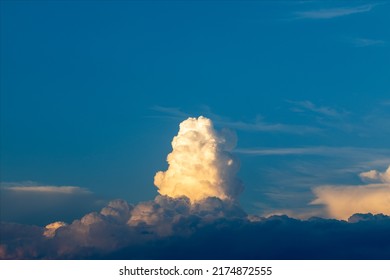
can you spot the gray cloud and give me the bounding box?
[1,199,390,259]
[0,195,247,259]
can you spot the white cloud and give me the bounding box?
[360,166,390,183]
[234,146,390,158]
[295,4,375,19]
[150,105,190,118]
[288,100,344,118]
[151,105,320,134]
[217,119,320,134]
[154,116,243,202]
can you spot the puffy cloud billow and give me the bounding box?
[0,196,246,259]
[1,117,390,259]
[154,116,243,202]
[359,166,390,183]
[2,208,390,259]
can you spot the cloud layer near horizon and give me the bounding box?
[1,197,390,259]
[312,166,390,220]
[0,195,247,259]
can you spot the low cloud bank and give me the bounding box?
[1,200,390,259]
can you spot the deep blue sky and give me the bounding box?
[1,1,390,223]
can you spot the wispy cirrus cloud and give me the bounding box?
[216,119,320,134]
[381,100,390,106]
[350,38,386,47]
[1,182,100,226]
[151,105,320,134]
[287,100,345,118]
[287,100,359,133]
[149,105,190,119]
[4,185,91,194]
[234,146,390,158]
[295,4,375,19]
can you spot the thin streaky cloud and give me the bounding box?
[150,105,190,118]
[382,100,390,106]
[4,186,92,194]
[259,207,325,221]
[235,147,323,155]
[295,4,375,19]
[287,100,344,118]
[235,146,390,158]
[217,120,320,134]
[351,38,386,47]
[151,105,321,134]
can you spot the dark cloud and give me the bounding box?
[1,197,390,260]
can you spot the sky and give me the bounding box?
[1,0,390,259]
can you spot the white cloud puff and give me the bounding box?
[359,166,390,183]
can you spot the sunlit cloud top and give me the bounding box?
[154,116,243,202]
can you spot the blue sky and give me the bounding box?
[1,1,390,224]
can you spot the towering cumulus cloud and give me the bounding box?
[154,116,243,202]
